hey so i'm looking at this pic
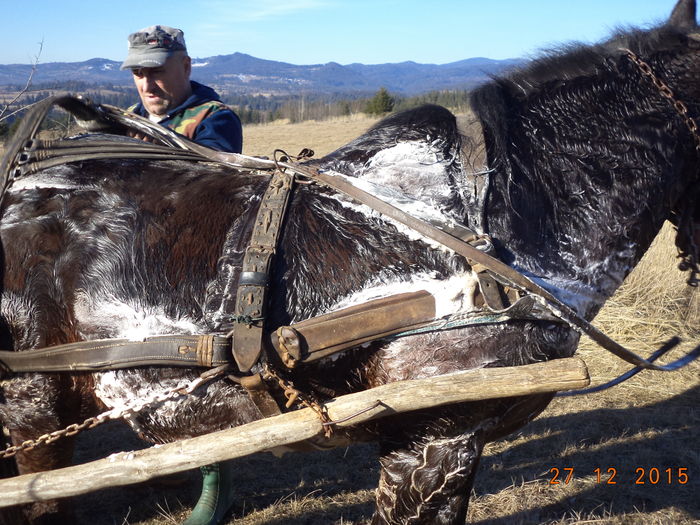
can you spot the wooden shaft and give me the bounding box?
[0,357,589,507]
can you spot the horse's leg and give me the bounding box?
[372,428,485,525]
[0,427,25,525]
[9,431,77,524]
[2,374,82,524]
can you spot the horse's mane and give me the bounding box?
[469,20,700,285]
[470,19,699,176]
[469,22,698,142]
[480,23,696,101]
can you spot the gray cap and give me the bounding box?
[120,25,187,70]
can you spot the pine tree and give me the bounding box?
[365,87,394,115]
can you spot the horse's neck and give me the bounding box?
[480,81,682,319]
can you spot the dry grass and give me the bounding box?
[465,223,700,524]
[242,114,380,159]
[6,117,700,524]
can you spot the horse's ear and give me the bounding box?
[668,0,697,30]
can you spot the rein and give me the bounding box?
[283,163,700,372]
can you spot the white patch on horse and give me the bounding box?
[93,369,190,432]
[322,139,465,251]
[8,165,89,191]
[341,173,461,227]
[74,293,201,341]
[509,240,638,319]
[358,140,456,203]
[73,293,209,431]
[325,183,460,253]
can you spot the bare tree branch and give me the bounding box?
[0,39,44,123]
[0,98,44,123]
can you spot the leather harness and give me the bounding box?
[0,95,698,390]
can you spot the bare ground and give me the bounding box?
[4,115,700,524]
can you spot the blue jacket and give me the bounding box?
[130,81,243,153]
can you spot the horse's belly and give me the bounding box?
[364,321,579,386]
[93,369,261,443]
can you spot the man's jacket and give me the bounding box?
[129,81,243,153]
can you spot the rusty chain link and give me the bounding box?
[262,364,334,437]
[1,365,229,459]
[624,49,700,286]
[624,49,700,151]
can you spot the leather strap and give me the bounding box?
[0,291,461,376]
[232,169,295,372]
[13,139,205,176]
[0,335,230,373]
[239,374,282,417]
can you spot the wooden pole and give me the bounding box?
[0,357,589,507]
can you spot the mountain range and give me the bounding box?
[0,52,523,95]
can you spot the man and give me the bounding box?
[121,26,243,525]
[121,25,242,153]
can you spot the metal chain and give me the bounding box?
[624,49,700,286]
[1,365,229,459]
[624,49,700,151]
[262,364,334,437]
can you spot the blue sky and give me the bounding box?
[1,1,684,66]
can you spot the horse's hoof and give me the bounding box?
[182,461,236,525]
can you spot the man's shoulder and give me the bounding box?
[168,95,241,151]
[181,98,237,120]
[182,99,224,114]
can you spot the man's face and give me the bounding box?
[131,53,192,117]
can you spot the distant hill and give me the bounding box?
[0,53,523,95]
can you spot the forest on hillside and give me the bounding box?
[0,80,474,139]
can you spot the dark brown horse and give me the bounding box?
[1,1,699,523]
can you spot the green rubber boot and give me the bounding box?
[182,461,236,525]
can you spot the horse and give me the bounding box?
[1,1,699,523]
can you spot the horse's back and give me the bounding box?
[0,151,267,348]
[318,104,471,228]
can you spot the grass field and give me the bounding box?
[242,114,381,158]
[4,115,700,524]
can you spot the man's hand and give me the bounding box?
[127,129,156,143]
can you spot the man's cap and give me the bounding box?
[121,25,187,70]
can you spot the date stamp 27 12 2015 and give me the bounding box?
[548,467,690,485]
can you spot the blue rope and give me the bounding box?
[557,338,700,397]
